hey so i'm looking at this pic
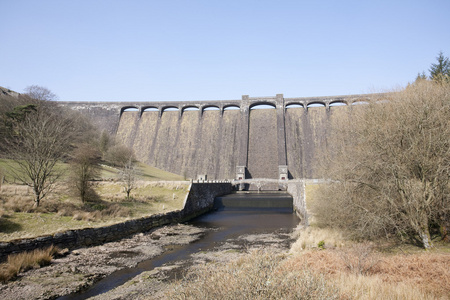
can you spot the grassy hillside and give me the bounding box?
[0,159,188,242]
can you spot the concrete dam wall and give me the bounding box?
[59,93,382,180]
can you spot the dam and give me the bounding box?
[60,93,383,182]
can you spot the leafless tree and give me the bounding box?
[24,85,58,101]
[120,158,136,200]
[6,105,75,207]
[104,144,135,168]
[314,81,450,249]
[69,144,101,202]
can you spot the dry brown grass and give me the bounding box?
[166,250,341,300]
[290,225,348,252]
[0,184,131,219]
[0,245,59,283]
[287,248,450,299]
[0,181,188,241]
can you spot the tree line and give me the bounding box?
[0,86,136,207]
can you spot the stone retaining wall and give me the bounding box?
[287,180,308,225]
[0,182,233,262]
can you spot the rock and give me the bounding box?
[55,248,70,258]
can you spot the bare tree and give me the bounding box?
[6,106,75,207]
[70,144,101,202]
[24,85,58,101]
[120,158,136,200]
[104,144,135,168]
[314,81,450,249]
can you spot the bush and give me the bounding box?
[315,81,450,249]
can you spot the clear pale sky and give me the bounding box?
[1,0,449,101]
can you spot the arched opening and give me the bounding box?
[250,103,276,110]
[329,101,347,107]
[162,106,179,112]
[143,107,158,112]
[224,105,240,110]
[183,106,199,112]
[351,101,369,106]
[203,106,220,111]
[122,107,139,112]
[285,103,304,109]
[307,102,325,108]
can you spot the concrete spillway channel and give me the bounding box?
[58,192,299,299]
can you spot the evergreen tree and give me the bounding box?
[429,51,450,83]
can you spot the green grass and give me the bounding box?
[0,158,186,183]
[0,213,95,241]
[98,161,186,181]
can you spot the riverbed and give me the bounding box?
[0,192,299,300]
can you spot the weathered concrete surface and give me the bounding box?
[287,180,308,225]
[247,109,278,179]
[60,93,383,181]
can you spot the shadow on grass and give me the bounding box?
[0,215,23,233]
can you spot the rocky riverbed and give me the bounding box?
[0,224,296,300]
[0,224,206,300]
[89,228,295,300]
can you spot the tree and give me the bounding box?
[70,144,101,202]
[415,71,428,82]
[99,130,112,155]
[429,51,450,83]
[104,144,135,168]
[24,85,58,101]
[314,81,450,249]
[6,104,76,207]
[120,158,137,200]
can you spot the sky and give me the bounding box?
[1,0,450,102]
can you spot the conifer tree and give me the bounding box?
[429,51,450,83]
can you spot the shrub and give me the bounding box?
[337,243,380,275]
[315,81,450,249]
[318,240,325,249]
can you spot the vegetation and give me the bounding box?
[5,106,77,207]
[313,80,449,249]
[1,86,98,207]
[23,85,58,101]
[167,250,340,300]
[289,234,449,299]
[69,143,101,202]
[0,245,59,283]
[416,51,450,84]
[429,51,450,83]
[120,158,137,200]
[0,167,188,241]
